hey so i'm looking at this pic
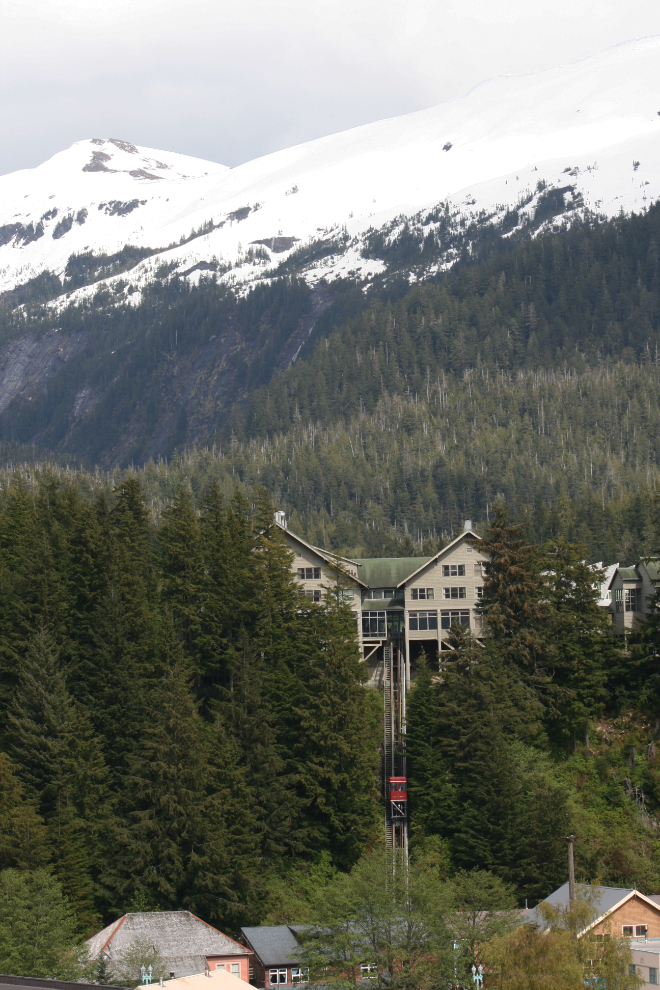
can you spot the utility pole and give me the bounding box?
[565,834,576,903]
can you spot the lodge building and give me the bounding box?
[277,514,487,670]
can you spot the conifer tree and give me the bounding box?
[89,479,158,782]
[110,631,205,910]
[292,562,380,867]
[187,708,265,926]
[0,754,49,872]
[8,628,106,928]
[477,500,548,733]
[405,655,455,841]
[543,540,613,746]
[0,869,82,979]
[159,485,206,670]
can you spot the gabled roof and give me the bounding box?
[277,523,367,587]
[240,926,301,967]
[353,557,430,589]
[538,883,660,937]
[396,530,482,587]
[608,565,641,589]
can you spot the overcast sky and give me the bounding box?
[2,0,660,176]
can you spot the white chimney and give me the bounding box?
[274,510,286,528]
[464,520,472,532]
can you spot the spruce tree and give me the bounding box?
[543,539,613,746]
[477,500,548,734]
[159,485,205,670]
[0,753,49,871]
[8,628,106,929]
[406,655,456,842]
[292,563,380,868]
[89,479,158,783]
[109,629,206,910]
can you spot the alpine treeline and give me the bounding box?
[0,478,380,935]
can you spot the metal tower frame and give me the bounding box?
[383,639,408,858]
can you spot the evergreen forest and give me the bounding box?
[5,202,660,977]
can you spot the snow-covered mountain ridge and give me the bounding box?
[2,34,660,306]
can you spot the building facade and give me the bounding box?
[607,560,660,635]
[87,911,252,982]
[240,926,305,989]
[278,515,485,672]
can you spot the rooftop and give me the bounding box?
[353,557,430,589]
[240,926,301,967]
[87,912,248,980]
[138,971,244,990]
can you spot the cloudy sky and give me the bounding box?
[3,0,660,176]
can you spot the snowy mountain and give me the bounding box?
[2,34,660,307]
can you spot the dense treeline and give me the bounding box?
[407,505,660,899]
[237,203,660,442]
[0,477,380,935]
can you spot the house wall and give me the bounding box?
[610,573,645,634]
[208,956,251,982]
[283,531,363,648]
[631,947,660,989]
[403,534,486,651]
[248,961,301,989]
[592,897,660,938]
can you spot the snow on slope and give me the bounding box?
[2,34,660,304]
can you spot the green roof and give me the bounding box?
[354,557,431,589]
[618,566,641,581]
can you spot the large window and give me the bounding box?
[292,969,308,984]
[650,967,658,985]
[297,567,321,580]
[230,966,239,978]
[362,611,386,636]
[409,611,438,631]
[443,587,466,600]
[441,610,470,629]
[442,564,465,577]
[615,588,623,612]
[269,971,287,985]
[360,964,378,979]
[411,588,434,600]
[387,612,404,634]
[625,589,641,612]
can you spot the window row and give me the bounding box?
[622,925,647,936]
[409,610,472,630]
[362,611,405,636]
[614,588,641,612]
[297,567,321,580]
[269,969,308,985]
[363,588,404,600]
[411,587,483,600]
[442,563,484,576]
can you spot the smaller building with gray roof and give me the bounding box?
[240,927,304,989]
[87,911,251,983]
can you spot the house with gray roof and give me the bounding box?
[87,911,252,983]
[240,927,304,989]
